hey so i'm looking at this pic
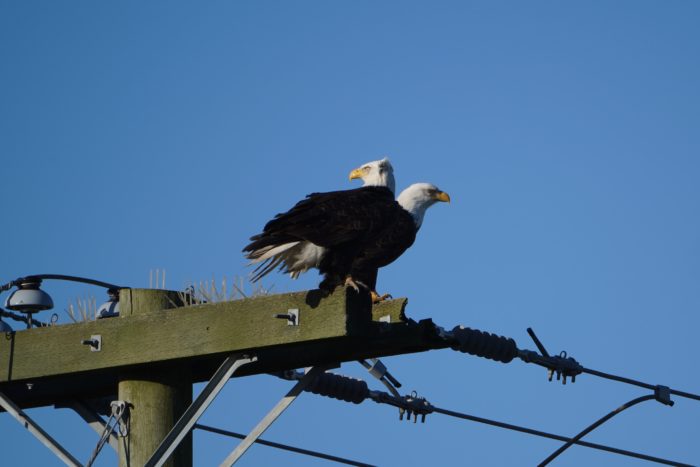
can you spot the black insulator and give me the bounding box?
[450,326,518,363]
[305,372,370,404]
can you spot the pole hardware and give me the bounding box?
[61,399,120,452]
[0,391,82,466]
[82,335,102,352]
[518,328,582,384]
[654,385,674,406]
[144,355,257,467]
[220,366,326,465]
[86,400,130,467]
[273,308,299,326]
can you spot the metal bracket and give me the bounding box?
[367,359,388,380]
[144,354,257,467]
[220,366,326,466]
[0,391,81,466]
[273,308,299,326]
[359,358,404,418]
[82,334,102,352]
[110,400,130,436]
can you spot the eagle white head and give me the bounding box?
[349,157,396,194]
[397,183,450,229]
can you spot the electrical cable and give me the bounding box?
[514,328,700,403]
[0,307,47,328]
[428,404,690,466]
[581,367,700,403]
[539,394,657,466]
[194,423,375,467]
[283,370,691,466]
[2,278,696,465]
[15,274,123,290]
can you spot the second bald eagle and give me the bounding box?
[243,160,449,301]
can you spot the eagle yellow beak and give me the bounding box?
[349,168,365,181]
[435,191,451,203]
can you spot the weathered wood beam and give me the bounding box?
[0,288,446,409]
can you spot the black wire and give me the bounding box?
[430,405,691,467]
[19,274,123,290]
[0,307,47,328]
[194,423,375,467]
[582,367,700,403]
[521,328,700,403]
[539,395,657,466]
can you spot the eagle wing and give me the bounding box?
[244,186,396,253]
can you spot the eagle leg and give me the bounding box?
[370,291,393,303]
[344,275,367,293]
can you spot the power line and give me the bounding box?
[581,367,700,403]
[522,327,700,403]
[284,369,691,466]
[447,325,700,404]
[539,394,657,466]
[194,423,375,467]
[428,404,690,466]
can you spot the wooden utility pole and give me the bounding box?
[117,289,192,467]
[0,287,447,465]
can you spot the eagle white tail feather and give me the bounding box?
[248,241,301,263]
[285,242,326,278]
[248,241,327,281]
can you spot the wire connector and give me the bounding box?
[85,400,129,467]
[519,328,583,384]
[654,385,674,406]
[369,390,434,423]
[399,391,432,423]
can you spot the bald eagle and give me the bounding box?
[347,182,450,300]
[243,169,450,301]
[247,158,395,282]
[348,157,396,193]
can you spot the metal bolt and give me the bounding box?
[81,335,102,351]
[272,309,299,326]
[273,313,295,323]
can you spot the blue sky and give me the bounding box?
[2,1,699,465]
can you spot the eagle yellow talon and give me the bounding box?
[370,291,393,303]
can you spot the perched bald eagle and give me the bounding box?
[247,158,395,282]
[348,157,396,194]
[243,167,450,301]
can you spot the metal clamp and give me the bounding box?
[110,400,130,436]
[273,309,299,326]
[86,400,130,467]
[400,391,432,423]
[82,335,102,352]
[521,328,582,384]
[654,385,674,406]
